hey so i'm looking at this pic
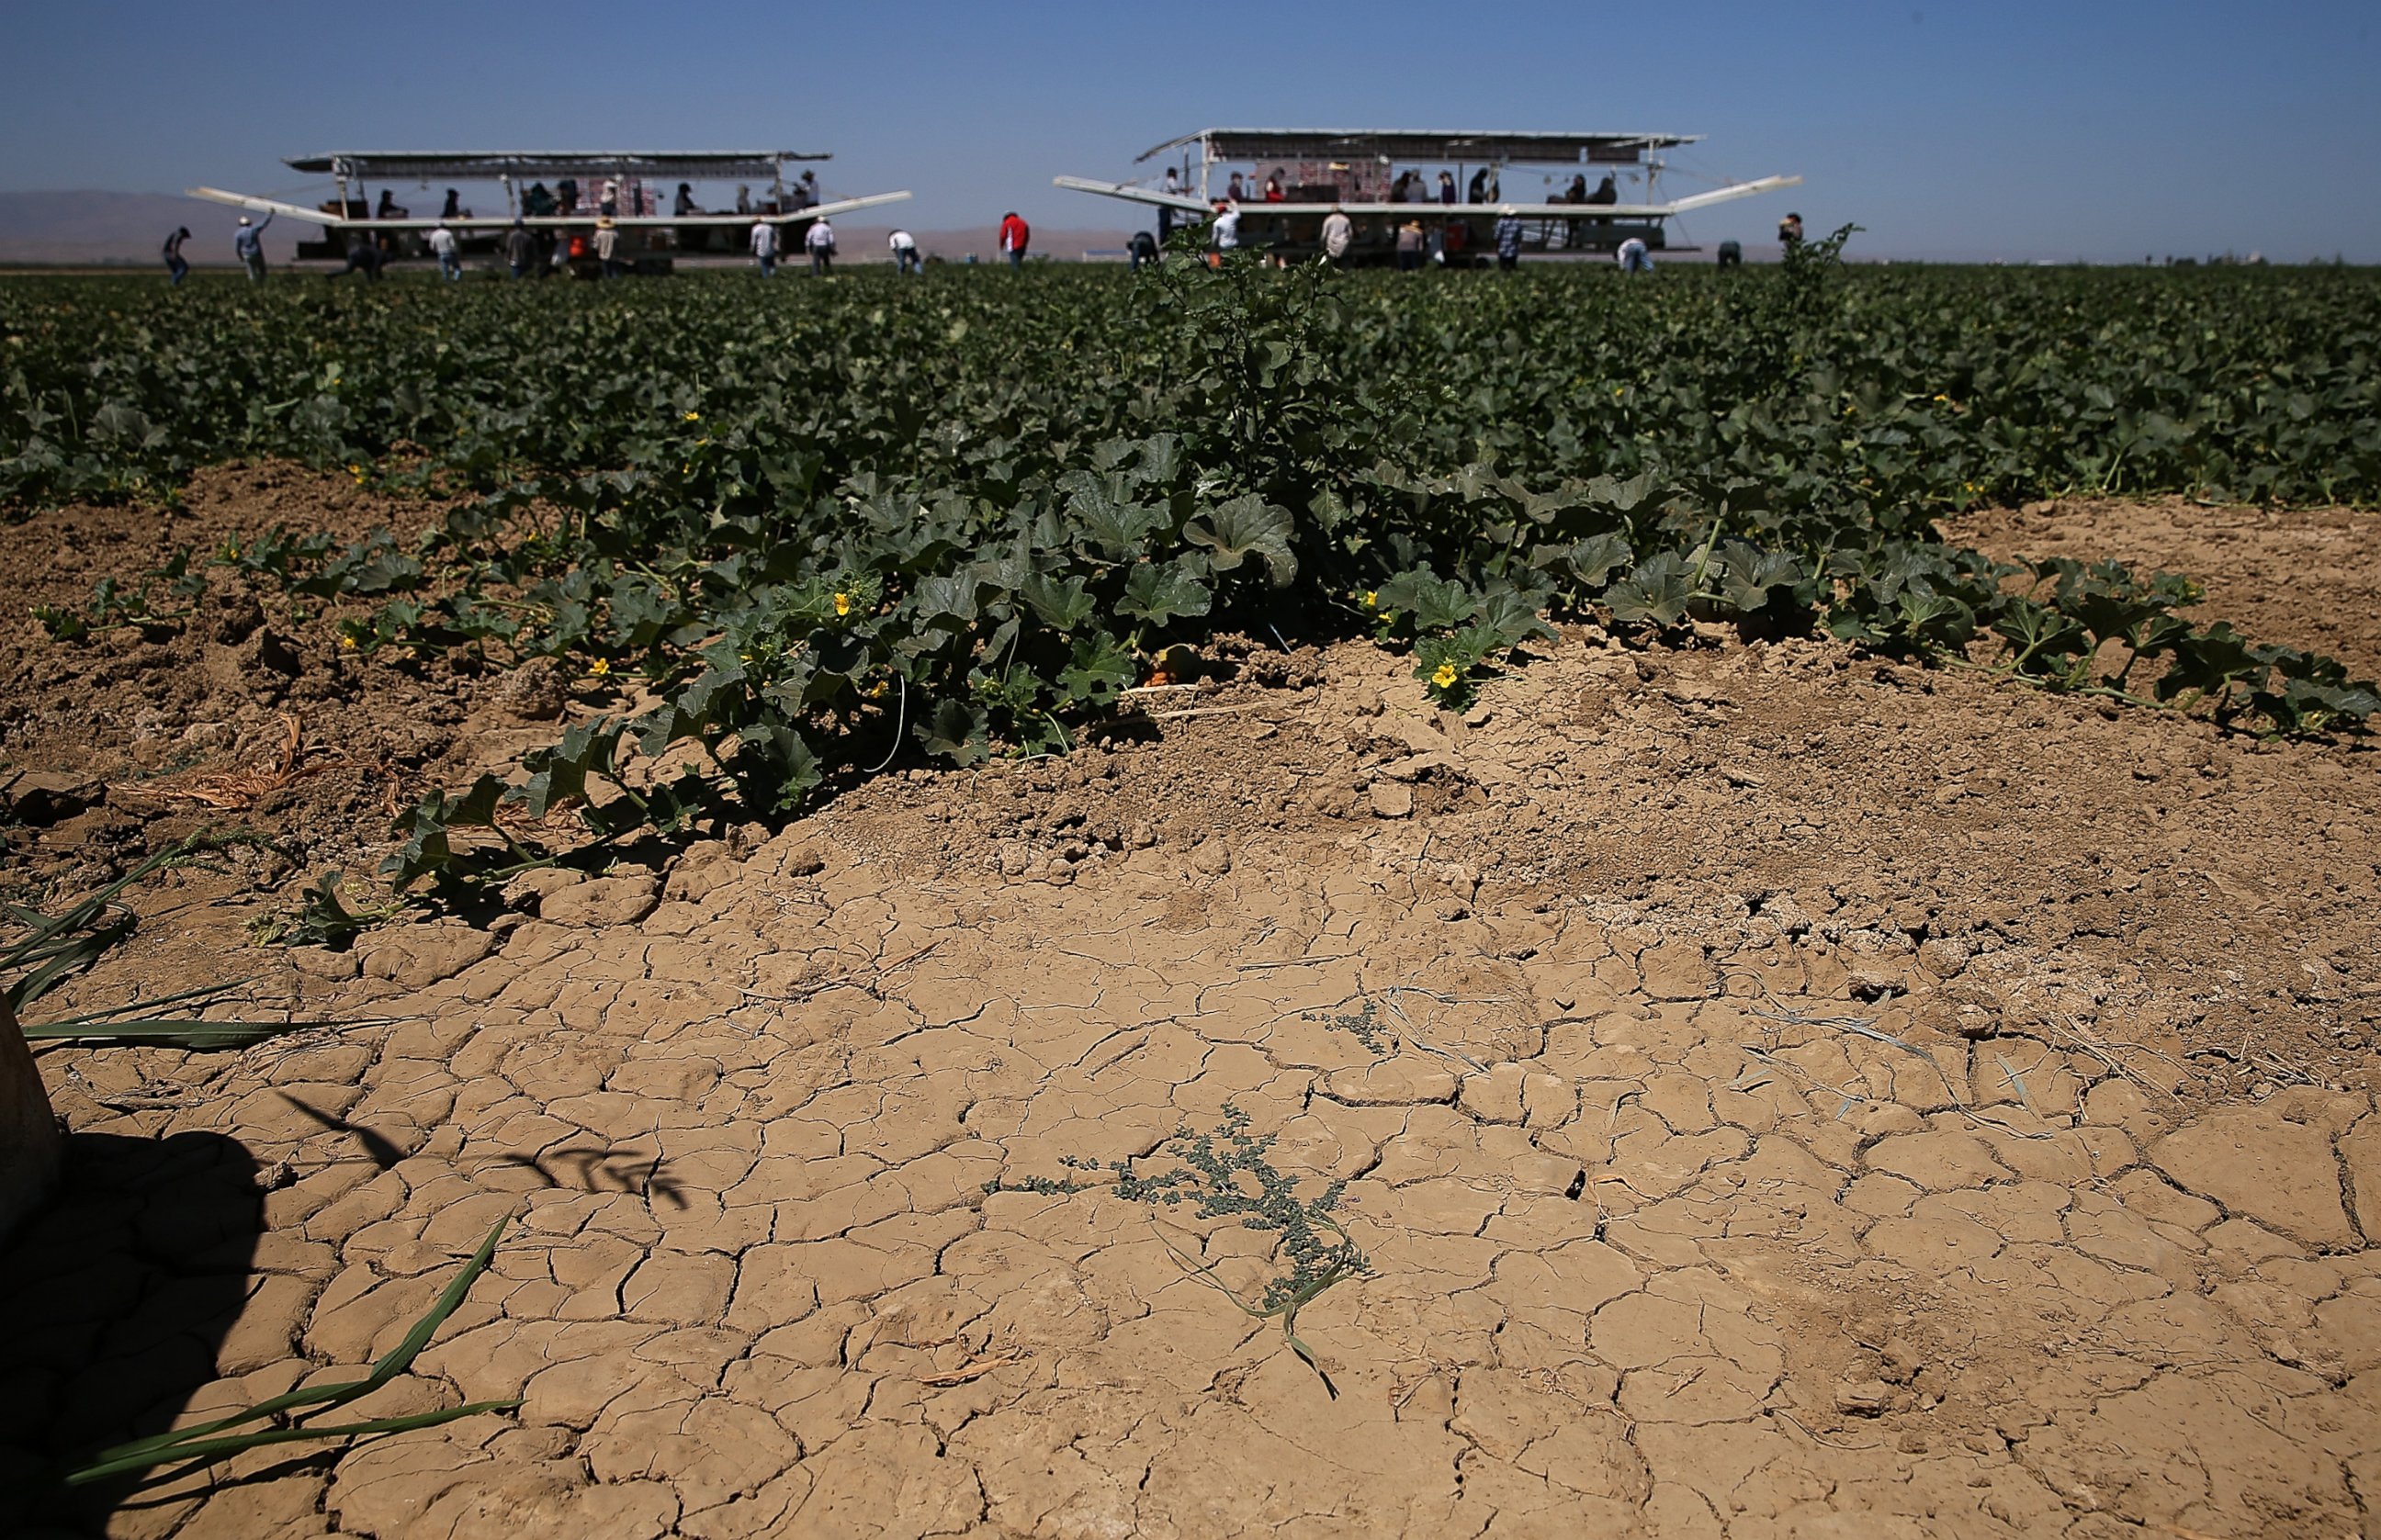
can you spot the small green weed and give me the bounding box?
[1303,999,1393,1056]
[990,1105,1370,1394]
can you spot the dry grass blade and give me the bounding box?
[113,714,344,813]
[4,837,351,1049]
[63,1214,516,1487]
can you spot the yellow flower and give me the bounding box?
[833,591,852,617]
[682,410,701,422]
[339,634,358,651]
[1431,661,1460,690]
[589,658,612,678]
[1361,590,1378,609]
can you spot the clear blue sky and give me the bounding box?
[4,0,2375,261]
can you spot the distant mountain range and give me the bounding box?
[0,191,1137,267]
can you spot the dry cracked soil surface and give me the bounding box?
[4,472,2381,1538]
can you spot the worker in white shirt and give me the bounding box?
[888,229,921,275]
[807,218,837,276]
[750,219,779,277]
[1209,200,1241,263]
[1321,207,1354,265]
[427,223,461,281]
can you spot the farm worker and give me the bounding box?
[735,185,750,215]
[1225,172,1245,202]
[673,183,698,217]
[163,227,191,286]
[427,223,462,281]
[233,212,272,281]
[1321,207,1354,265]
[503,219,534,278]
[1717,239,1743,269]
[1587,174,1619,207]
[1158,167,1181,242]
[889,228,922,275]
[1210,201,1240,254]
[1493,208,1523,272]
[1128,230,1158,272]
[795,170,819,210]
[594,218,623,278]
[1394,219,1425,273]
[1263,169,1285,202]
[375,189,404,219]
[1616,236,1654,274]
[1467,168,1490,204]
[440,188,461,220]
[1438,171,1457,206]
[999,211,1030,267]
[807,218,837,276]
[1778,211,1803,252]
[750,219,778,277]
[599,180,619,219]
[326,235,384,282]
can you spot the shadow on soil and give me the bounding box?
[0,1128,262,1535]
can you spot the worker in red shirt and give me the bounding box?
[999,211,1030,267]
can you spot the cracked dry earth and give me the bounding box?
[10,515,2381,1539]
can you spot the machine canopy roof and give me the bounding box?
[283,151,828,181]
[1137,129,1699,166]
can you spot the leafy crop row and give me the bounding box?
[6,246,2377,911]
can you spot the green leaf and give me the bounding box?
[1606,551,1695,628]
[1118,561,1213,626]
[1059,635,1134,706]
[918,698,990,765]
[1184,495,1297,586]
[1021,571,1097,633]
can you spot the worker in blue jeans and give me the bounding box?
[234,212,273,281]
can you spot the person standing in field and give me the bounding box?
[890,228,922,275]
[999,210,1031,267]
[163,227,191,286]
[1616,235,1653,274]
[1128,230,1158,271]
[807,217,837,276]
[1778,211,1803,253]
[750,217,778,276]
[1394,218,1425,272]
[233,212,272,281]
[1493,207,1523,271]
[1209,200,1241,262]
[503,218,534,278]
[1159,167,1181,242]
[428,222,462,281]
[1321,206,1354,266]
[594,218,623,278]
